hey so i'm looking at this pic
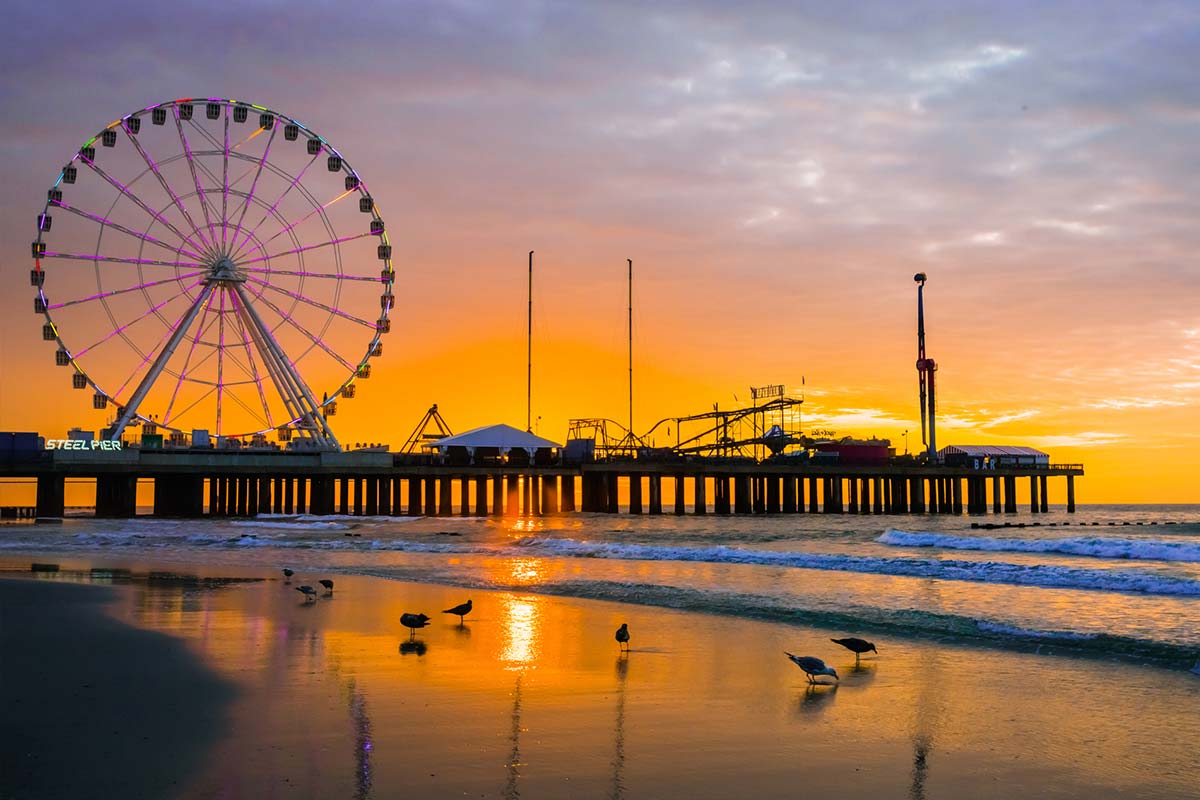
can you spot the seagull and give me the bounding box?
[785,652,839,684]
[615,623,630,651]
[296,585,317,603]
[319,579,334,595]
[831,637,878,665]
[282,568,294,583]
[443,599,472,625]
[400,612,431,638]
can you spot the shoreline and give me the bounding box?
[2,563,1199,798]
[0,578,236,800]
[3,551,1197,673]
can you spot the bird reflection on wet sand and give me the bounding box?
[795,683,838,716]
[611,654,628,800]
[399,640,427,656]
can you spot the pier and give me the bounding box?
[2,450,1082,519]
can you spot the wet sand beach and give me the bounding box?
[0,578,235,800]
[2,565,1198,799]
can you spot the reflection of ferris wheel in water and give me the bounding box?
[31,97,394,448]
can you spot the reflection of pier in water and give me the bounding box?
[347,679,373,800]
[500,594,540,800]
[611,655,628,800]
[503,673,524,800]
[909,584,945,800]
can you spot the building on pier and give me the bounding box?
[939,445,1049,469]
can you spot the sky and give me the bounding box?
[0,0,1197,502]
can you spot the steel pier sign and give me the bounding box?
[45,439,123,451]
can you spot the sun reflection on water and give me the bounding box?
[500,594,542,667]
[504,557,546,586]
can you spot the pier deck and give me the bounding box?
[1,450,1082,518]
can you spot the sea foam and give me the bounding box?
[513,536,1200,596]
[878,529,1200,562]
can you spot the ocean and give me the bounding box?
[3,504,1198,668]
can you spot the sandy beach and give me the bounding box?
[2,561,1198,800]
[0,577,235,800]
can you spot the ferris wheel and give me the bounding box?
[30,97,394,448]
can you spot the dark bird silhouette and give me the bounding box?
[831,637,877,665]
[296,585,317,603]
[319,579,334,595]
[400,612,431,638]
[615,623,630,651]
[785,652,839,684]
[443,599,472,624]
[282,568,294,583]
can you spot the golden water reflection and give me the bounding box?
[500,594,542,667]
[502,557,547,586]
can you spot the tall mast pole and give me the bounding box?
[627,258,633,440]
[527,250,533,433]
[914,272,937,461]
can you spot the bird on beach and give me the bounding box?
[400,612,431,638]
[282,568,294,583]
[785,652,839,684]
[615,623,630,651]
[296,585,317,603]
[443,599,472,625]
[831,637,878,665]
[319,579,334,595]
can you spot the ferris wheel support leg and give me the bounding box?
[233,284,341,450]
[105,285,216,441]
[232,300,310,440]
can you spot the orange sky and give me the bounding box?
[1,3,1197,502]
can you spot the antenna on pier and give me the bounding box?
[628,260,638,441]
[527,250,534,433]
[914,272,938,461]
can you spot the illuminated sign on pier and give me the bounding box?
[45,439,122,451]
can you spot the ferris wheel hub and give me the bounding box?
[206,256,245,284]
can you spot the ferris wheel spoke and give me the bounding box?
[229,152,320,259]
[226,125,278,259]
[163,292,218,426]
[121,123,214,256]
[241,266,382,282]
[241,187,357,256]
[79,155,210,256]
[163,385,218,429]
[233,284,331,438]
[105,283,217,439]
[75,278,205,358]
[233,298,304,427]
[48,271,207,310]
[222,108,230,250]
[112,292,210,400]
[225,389,271,429]
[216,287,228,434]
[50,199,205,261]
[241,289,356,372]
[173,106,219,253]
[228,289,275,428]
[42,251,202,269]
[106,301,213,405]
[243,276,375,329]
[237,231,376,267]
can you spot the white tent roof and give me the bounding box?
[426,423,561,451]
[939,445,1048,457]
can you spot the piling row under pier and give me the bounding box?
[14,459,1082,518]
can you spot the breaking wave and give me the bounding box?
[512,537,1200,597]
[879,529,1200,563]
